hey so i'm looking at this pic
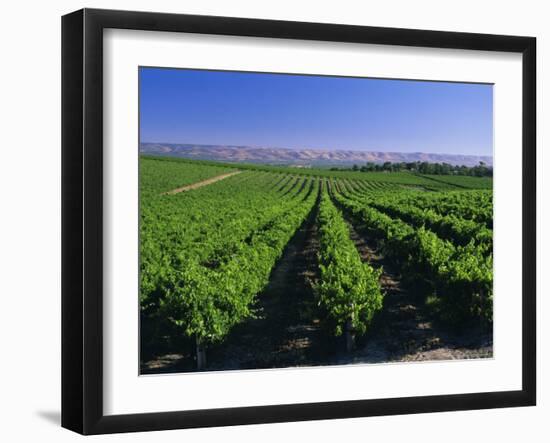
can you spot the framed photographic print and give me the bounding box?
[61,8,536,435]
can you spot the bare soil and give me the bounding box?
[205,205,328,370]
[141,200,492,374]
[334,217,493,365]
[163,170,242,195]
[141,202,331,374]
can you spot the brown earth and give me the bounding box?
[141,201,329,373]
[163,170,242,195]
[334,216,493,365]
[141,199,492,374]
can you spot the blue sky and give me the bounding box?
[139,67,493,156]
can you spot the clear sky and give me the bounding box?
[139,67,493,156]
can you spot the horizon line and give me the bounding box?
[139,141,494,159]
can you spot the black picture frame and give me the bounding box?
[61,8,537,435]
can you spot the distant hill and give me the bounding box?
[140,143,493,168]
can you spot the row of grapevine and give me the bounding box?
[331,188,493,326]
[339,176,492,219]
[143,154,487,189]
[370,188,493,228]
[141,172,312,299]
[371,200,492,252]
[141,172,312,311]
[336,186,492,253]
[418,174,494,190]
[141,169,319,367]
[315,186,383,350]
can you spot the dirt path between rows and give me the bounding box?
[205,204,325,370]
[141,196,492,374]
[163,170,242,195]
[337,216,493,364]
[141,201,324,374]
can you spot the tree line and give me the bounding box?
[330,161,493,177]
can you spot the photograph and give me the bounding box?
[138,66,494,374]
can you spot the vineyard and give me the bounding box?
[140,156,493,373]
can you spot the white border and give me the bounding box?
[103,29,523,415]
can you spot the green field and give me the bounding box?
[140,156,493,372]
[143,155,473,189]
